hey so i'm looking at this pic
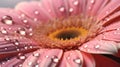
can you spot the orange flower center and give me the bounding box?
[31,15,102,50]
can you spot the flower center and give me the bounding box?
[31,15,102,50]
[48,27,88,40]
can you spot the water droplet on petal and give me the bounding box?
[34,18,38,22]
[34,11,39,15]
[24,46,28,49]
[74,58,81,64]
[5,48,8,50]
[52,56,59,63]
[29,33,33,36]
[19,64,22,67]
[17,28,26,36]
[19,55,26,60]
[1,29,8,34]
[1,15,14,25]
[4,37,10,41]
[28,62,33,66]
[90,0,95,4]
[46,55,49,58]
[73,1,79,6]
[17,48,20,51]
[14,40,19,45]
[21,14,25,17]
[33,53,40,57]
[35,64,39,67]
[69,8,74,12]
[59,7,65,12]
[23,19,28,24]
[84,45,88,48]
[95,45,100,49]
[117,28,120,31]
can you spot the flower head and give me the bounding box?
[0,0,120,67]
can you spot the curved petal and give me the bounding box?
[59,50,83,67]
[93,54,120,67]
[86,0,109,16]
[97,0,120,21]
[0,52,32,67]
[79,40,118,54]
[22,49,63,67]
[98,22,120,43]
[0,8,37,28]
[0,36,39,61]
[15,1,53,22]
[82,52,95,67]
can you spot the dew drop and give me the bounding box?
[73,1,79,6]
[69,8,74,12]
[5,48,8,50]
[17,28,26,36]
[117,28,120,31]
[18,64,22,67]
[33,53,40,57]
[23,19,28,24]
[1,15,14,25]
[90,0,95,4]
[46,55,49,58]
[29,33,33,36]
[28,62,32,66]
[1,29,8,34]
[84,45,88,48]
[14,40,19,45]
[19,55,26,60]
[95,45,100,49]
[17,48,20,51]
[52,56,59,63]
[59,7,65,12]
[34,11,39,15]
[21,14,25,17]
[35,64,39,67]
[24,46,28,49]
[4,37,10,41]
[34,18,38,22]
[74,58,81,64]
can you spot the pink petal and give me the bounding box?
[97,22,120,43]
[67,0,81,15]
[0,8,37,28]
[82,52,95,67]
[22,49,63,67]
[0,36,39,61]
[97,0,120,21]
[0,53,31,67]
[93,54,120,67]
[86,0,109,16]
[59,50,83,67]
[45,0,68,17]
[79,40,118,54]
[15,1,55,22]
[100,30,120,43]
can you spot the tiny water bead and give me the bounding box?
[31,15,102,50]
[1,15,14,25]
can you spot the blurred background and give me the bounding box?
[0,0,39,8]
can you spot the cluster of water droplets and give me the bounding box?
[0,15,34,37]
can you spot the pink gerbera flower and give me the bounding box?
[0,0,120,67]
